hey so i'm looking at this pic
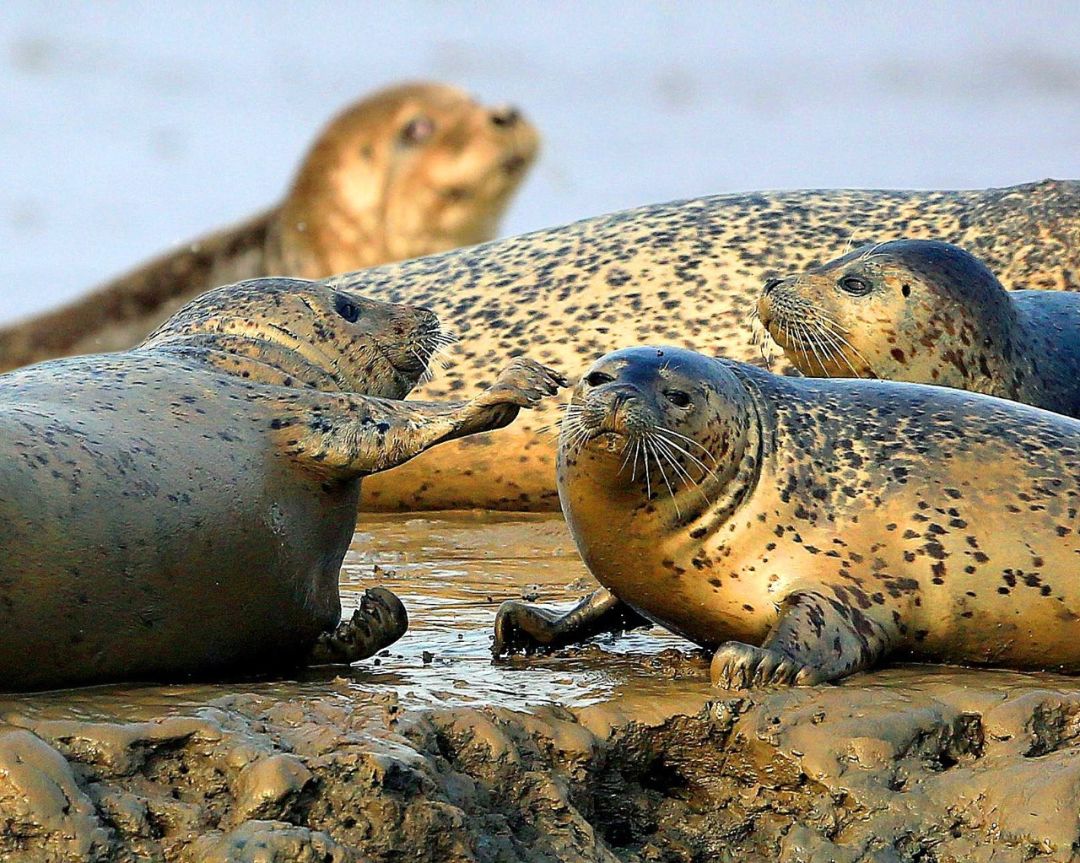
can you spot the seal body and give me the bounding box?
[0,81,538,371]
[0,277,562,691]
[758,239,1080,417]
[332,179,1079,510]
[495,346,1080,687]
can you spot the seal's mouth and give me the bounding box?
[375,319,457,386]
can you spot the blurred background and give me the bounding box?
[0,0,1076,322]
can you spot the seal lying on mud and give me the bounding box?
[333,179,1080,511]
[0,81,539,371]
[494,346,1080,688]
[757,239,1080,418]
[0,277,563,691]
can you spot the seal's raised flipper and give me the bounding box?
[711,590,898,689]
[279,357,566,477]
[492,588,651,656]
[305,588,408,667]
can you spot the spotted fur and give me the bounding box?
[0,82,538,371]
[533,346,1080,686]
[758,238,1080,417]
[337,179,1080,510]
[0,276,558,690]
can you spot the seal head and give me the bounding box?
[756,239,1018,385]
[757,239,1080,416]
[556,347,764,644]
[279,81,540,274]
[141,277,447,398]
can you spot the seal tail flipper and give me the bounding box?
[305,587,408,666]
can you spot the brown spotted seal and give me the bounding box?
[494,346,1080,688]
[0,81,539,371]
[327,179,1079,511]
[757,239,1080,417]
[0,277,563,691]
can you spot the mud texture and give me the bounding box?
[4,665,1080,862]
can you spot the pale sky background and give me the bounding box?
[0,1,1077,322]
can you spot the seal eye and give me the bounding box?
[665,390,691,408]
[839,275,873,296]
[401,116,435,145]
[334,295,361,323]
[584,372,614,387]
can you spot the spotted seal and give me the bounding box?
[0,276,563,691]
[756,239,1080,417]
[494,346,1080,687]
[0,81,538,371]
[322,179,1079,510]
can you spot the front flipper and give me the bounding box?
[305,587,408,666]
[711,590,899,689]
[278,358,566,478]
[492,588,652,656]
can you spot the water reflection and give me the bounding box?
[0,513,697,723]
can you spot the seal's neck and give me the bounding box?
[150,333,345,392]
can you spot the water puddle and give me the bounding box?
[0,513,703,724]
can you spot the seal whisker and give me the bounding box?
[653,430,719,481]
[816,323,875,377]
[650,434,710,496]
[796,320,832,379]
[814,327,863,377]
[617,434,637,475]
[655,427,718,461]
[644,435,680,516]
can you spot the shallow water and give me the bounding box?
[0,512,701,724]
[7,511,1080,728]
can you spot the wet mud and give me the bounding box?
[3,515,1080,861]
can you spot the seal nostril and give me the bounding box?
[763,278,782,295]
[490,107,520,127]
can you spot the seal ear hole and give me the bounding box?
[901,283,912,297]
[665,390,691,408]
[584,372,614,387]
[334,295,362,323]
[839,275,873,297]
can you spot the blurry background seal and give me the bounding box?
[0,81,538,370]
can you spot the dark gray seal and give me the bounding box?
[494,346,1080,688]
[0,276,563,691]
[757,239,1080,417]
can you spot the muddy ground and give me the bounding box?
[3,515,1079,862]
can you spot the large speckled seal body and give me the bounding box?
[757,239,1080,417]
[0,277,562,691]
[494,346,1080,687]
[332,179,1080,511]
[0,81,538,371]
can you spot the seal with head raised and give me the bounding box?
[0,276,563,691]
[0,80,539,370]
[494,346,1080,688]
[756,239,1080,417]
[330,179,1079,511]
